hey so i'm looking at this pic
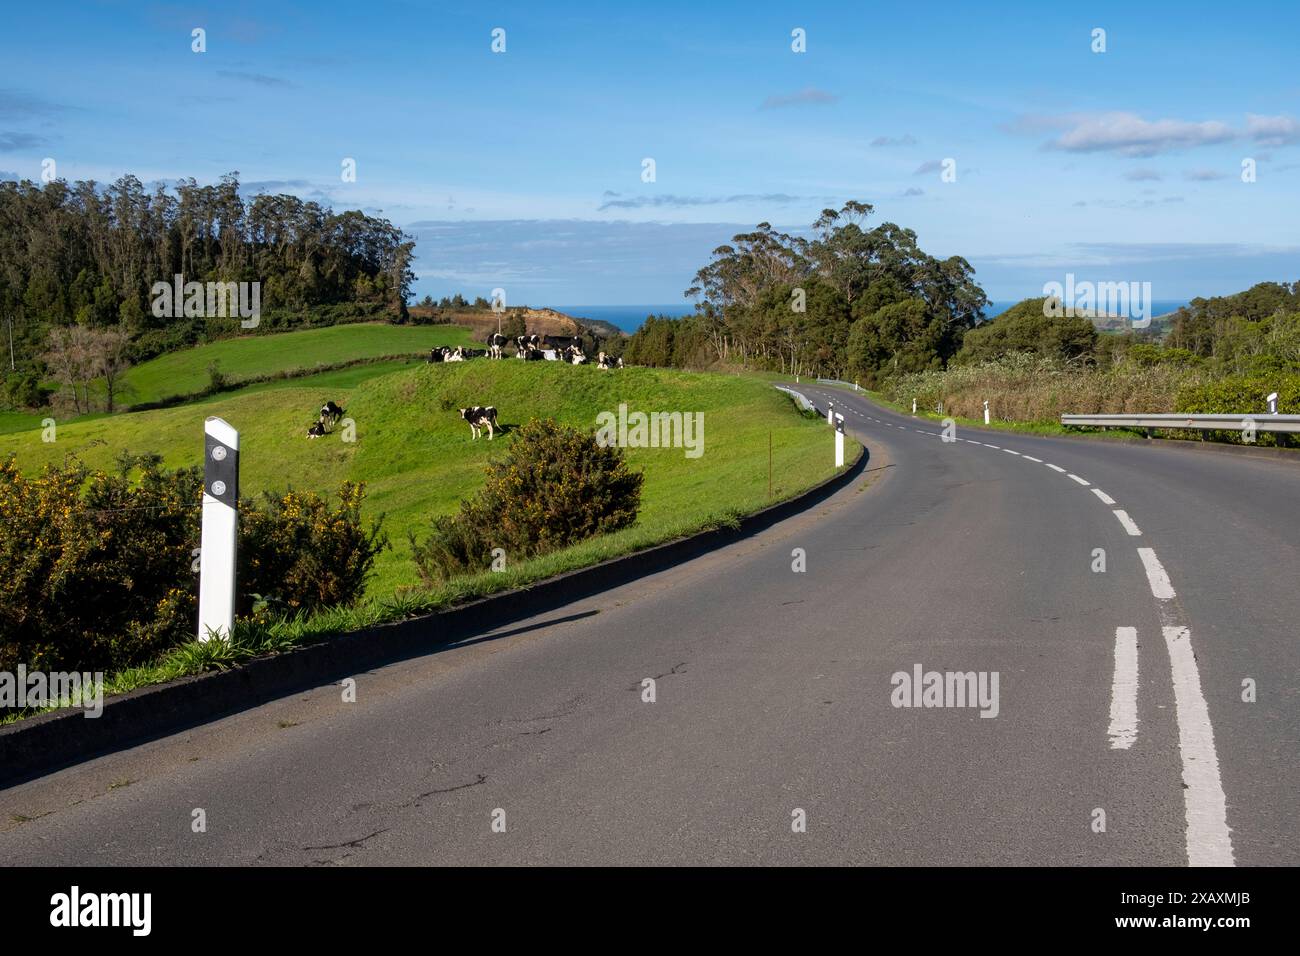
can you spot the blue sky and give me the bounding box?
[2,0,1298,304]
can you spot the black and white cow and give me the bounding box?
[460,405,498,440]
[543,334,583,353]
[566,345,587,365]
[320,401,345,427]
[515,333,541,355]
[486,332,508,359]
[306,420,327,439]
[428,346,450,363]
[445,346,465,362]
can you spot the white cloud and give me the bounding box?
[1246,113,1300,146]
[1047,112,1235,157]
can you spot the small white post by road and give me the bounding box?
[827,400,834,425]
[1268,391,1279,415]
[835,413,845,467]
[983,400,990,425]
[912,397,917,415]
[198,417,239,642]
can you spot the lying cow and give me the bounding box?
[566,345,587,365]
[460,405,498,440]
[428,346,450,363]
[306,420,327,439]
[517,345,544,360]
[445,346,465,362]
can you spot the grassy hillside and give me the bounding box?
[116,322,474,406]
[0,361,837,597]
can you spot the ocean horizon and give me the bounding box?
[552,300,1192,334]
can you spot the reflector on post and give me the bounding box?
[199,417,239,642]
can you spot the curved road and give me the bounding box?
[3,387,1297,865]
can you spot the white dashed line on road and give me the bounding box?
[1113,510,1142,536]
[1162,624,1235,866]
[1045,463,1067,473]
[1137,547,1175,600]
[1067,473,1090,486]
[1092,488,1117,506]
[1107,626,1139,750]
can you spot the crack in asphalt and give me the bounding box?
[626,661,688,691]
[409,773,488,804]
[302,826,391,851]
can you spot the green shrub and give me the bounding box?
[239,483,388,618]
[2,371,53,410]
[0,454,386,674]
[1174,374,1300,446]
[410,418,644,584]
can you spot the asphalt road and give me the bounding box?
[3,387,1297,865]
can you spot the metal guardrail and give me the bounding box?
[1061,413,1300,433]
[816,378,860,391]
[774,385,816,413]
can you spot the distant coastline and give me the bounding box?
[551,300,1192,334]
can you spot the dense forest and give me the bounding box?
[622,201,988,384]
[0,172,415,409]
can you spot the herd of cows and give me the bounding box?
[429,332,624,369]
[307,329,621,440]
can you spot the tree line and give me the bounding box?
[622,201,988,384]
[0,172,415,409]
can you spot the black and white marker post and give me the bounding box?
[835,412,845,468]
[199,416,239,642]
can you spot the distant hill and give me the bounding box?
[407,305,624,341]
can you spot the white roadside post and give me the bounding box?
[827,400,834,425]
[983,400,990,425]
[1268,391,1279,415]
[198,416,239,642]
[835,413,845,468]
[912,397,917,415]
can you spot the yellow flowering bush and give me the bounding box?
[0,454,386,674]
[410,418,642,584]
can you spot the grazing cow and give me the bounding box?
[320,401,345,427]
[486,332,508,359]
[306,421,327,439]
[460,405,498,440]
[514,333,541,354]
[543,334,583,353]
